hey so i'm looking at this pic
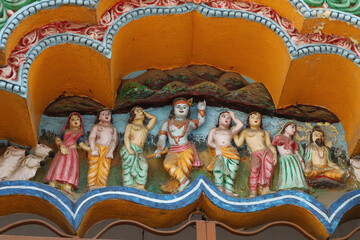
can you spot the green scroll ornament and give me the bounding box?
[0,1,8,29]
[303,0,360,15]
[0,0,39,29]
[3,0,39,11]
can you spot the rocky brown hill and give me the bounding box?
[43,65,339,123]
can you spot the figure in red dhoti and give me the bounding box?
[154,98,206,193]
[46,112,90,193]
[234,112,277,197]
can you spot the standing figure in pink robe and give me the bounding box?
[234,112,277,197]
[46,112,90,193]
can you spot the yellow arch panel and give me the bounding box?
[301,18,360,44]
[77,199,198,237]
[252,0,305,31]
[192,12,291,104]
[279,54,360,156]
[0,195,75,234]
[27,43,112,137]
[110,13,193,85]
[0,90,36,146]
[200,196,330,240]
[3,5,97,63]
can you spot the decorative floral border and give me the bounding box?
[2,0,360,99]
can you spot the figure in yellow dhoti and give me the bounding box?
[304,126,345,182]
[154,98,206,193]
[87,109,118,190]
[88,145,112,188]
[162,143,195,191]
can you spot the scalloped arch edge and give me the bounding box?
[2,3,360,98]
[1,175,360,234]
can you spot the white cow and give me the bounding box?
[30,143,55,159]
[6,155,45,181]
[350,158,360,182]
[0,143,54,181]
[0,146,27,180]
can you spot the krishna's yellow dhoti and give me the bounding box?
[162,142,199,193]
[87,145,112,188]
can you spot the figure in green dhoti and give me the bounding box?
[121,107,156,190]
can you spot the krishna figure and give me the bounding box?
[154,98,206,193]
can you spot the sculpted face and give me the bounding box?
[219,112,231,129]
[99,110,112,124]
[312,130,325,146]
[174,103,189,118]
[249,113,261,128]
[284,124,296,136]
[134,107,145,120]
[69,115,81,130]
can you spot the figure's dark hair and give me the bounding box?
[281,122,297,137]
[168,97,191,120]
[95,108,113,124]
[128,106,145,124]
[216,111,232,128]
[310,126,324,143]
[246,112,263,129]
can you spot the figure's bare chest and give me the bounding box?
[214,129,233,143]
[97,125,114,135]
[131,125,147,135]
[214,128,231,135]
[246,130,266,145]
[247,130,265,139]
[312,147,328,163]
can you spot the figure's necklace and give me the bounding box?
[65,129,82,136]
[315,145,325,158]
[168,119,190,144]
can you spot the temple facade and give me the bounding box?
[0,0,360,239]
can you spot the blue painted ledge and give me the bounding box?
[0,175,359,234]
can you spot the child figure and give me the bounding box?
[234,112,277,197]
[207,111,243,197]
[87,109,118,190]
[46,112,90,193]
[121,106,157,190]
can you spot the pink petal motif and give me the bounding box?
[207,0,360,55]
[185,0,208,4]
[0,0,189,82]
[0,65,17,81]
